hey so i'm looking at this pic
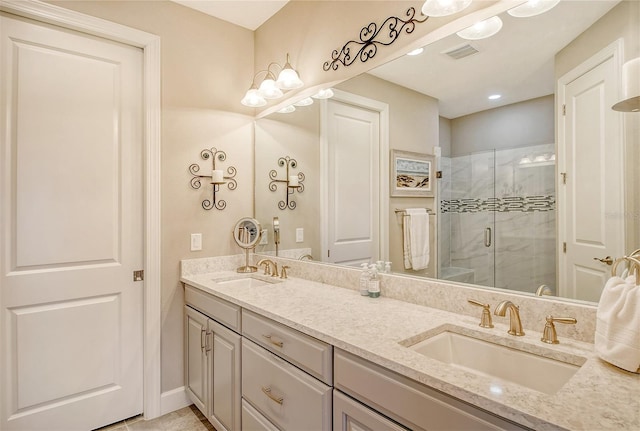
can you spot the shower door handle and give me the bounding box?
[484,227,492,247]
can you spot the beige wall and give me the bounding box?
[49,0,255,392]
[555,0,639,254]
[337,73,439,277]
[450,95,555,157]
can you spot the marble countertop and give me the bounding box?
[181,271,639,431]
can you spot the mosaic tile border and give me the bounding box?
[441,195,555,213]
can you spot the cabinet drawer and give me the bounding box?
[242,338,332,431]
[185,284,241,331]
[242,399,280,431]
[242,309,332,384]
[333,390,408,431]
[334,349,530,431]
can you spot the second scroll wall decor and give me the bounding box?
[323,7,428,71]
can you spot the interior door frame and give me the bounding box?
[320,89,390,264]
[556,38,624,297]
[0,0,162,420]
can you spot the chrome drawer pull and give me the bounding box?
[261,386,284,405]
[262,334,284,348]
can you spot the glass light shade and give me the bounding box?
[508,0,560,18]
[241,88,266,107]
[294,97,314,107]
[312,88,334,99]
[276,67,304,90]
[457,16,503,40]
[421,0,472,17]
[277,105,296,114]
[612,57,640,112]
[258,77,283,99]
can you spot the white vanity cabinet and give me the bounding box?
[241,310,333,431]
[184,286,241,431]
[334,349,531,431]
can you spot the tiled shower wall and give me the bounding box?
[438,144,556,294]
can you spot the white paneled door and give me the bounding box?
[558,43,624,302]
[0,13,144,430]
[325,99,380,266]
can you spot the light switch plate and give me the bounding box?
[190,233,202,251]
[259,229,268,245]
[296,228,304,243]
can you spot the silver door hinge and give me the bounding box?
[561,172,567,184]
[328,250,331,258]
[563,242,567,253]
[133,270,144,281]
[562,104,566,116]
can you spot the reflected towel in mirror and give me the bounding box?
[402,208,430,271]
[595,274,640,373]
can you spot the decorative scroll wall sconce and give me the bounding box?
[189,147,237,210]
[269,156,305,210]
[323,7,428,71]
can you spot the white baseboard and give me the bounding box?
[160,386,191,416]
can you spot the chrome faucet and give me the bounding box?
[494,300,525,336]
[256,258,279,278]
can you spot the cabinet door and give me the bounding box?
[209,319,242,431]
[185,306,208,415]
[333,390,408,431]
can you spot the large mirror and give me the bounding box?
[254,0,639,304]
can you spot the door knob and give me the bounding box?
[593,256,613,265]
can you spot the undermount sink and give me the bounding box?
[212,276,280,288]
[405,329,584,395]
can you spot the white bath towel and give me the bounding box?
[595,274,640,373]
[402,208,430,271]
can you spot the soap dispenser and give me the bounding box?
[368,264,380,298]
[359,263,371,296]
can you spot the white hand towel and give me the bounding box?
[595,274,640,373]
[402,208,430,271]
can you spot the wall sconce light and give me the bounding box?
[189,147,237,210]
[269,156,305,210]
[241,53,303,107]
[456,16,503,40]
[612,57,640,112]
[422,0,471,17]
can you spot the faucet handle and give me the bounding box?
[468,299,494,329]
[541,315,577,344]
[258,260,271,275]
[280,265,289,279]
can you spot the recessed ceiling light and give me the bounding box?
[457,16,503,40]
[407,47,424,56]
[312,88,334,99]
[508,0,561,18]
[488,94,501,100]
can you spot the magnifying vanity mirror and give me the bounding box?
[233,217,262,273]
[254,0,639,304]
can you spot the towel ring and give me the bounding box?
[611,255,640,280]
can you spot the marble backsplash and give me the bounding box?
[181,254,598,344]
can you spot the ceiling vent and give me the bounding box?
[442,43,479,60]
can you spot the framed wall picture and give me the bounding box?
[390,150,435,197]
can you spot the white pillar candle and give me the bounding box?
[212,169,224,183]
[288,175,299,187]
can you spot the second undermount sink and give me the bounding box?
[405,329,585,395]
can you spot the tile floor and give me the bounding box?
[95,405,215,431]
